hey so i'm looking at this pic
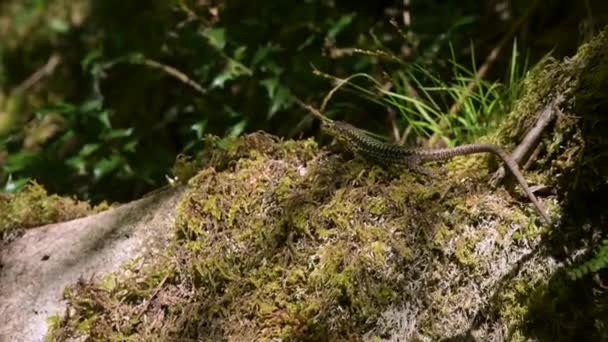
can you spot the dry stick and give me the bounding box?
[398,83,420,145]
[387,107,401,142]
[141,59,207,96]
[135,275,169,321]
[403,0,411,27]
[490,94,563,187]
[427,0,543,147]
[379,79,402,142]
[13,54,62,94]
[328,47,402,61]
[292,95,330,124]
[523,141,544,170]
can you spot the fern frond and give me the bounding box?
[569,239,608,280]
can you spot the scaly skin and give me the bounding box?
[322,120,551,223]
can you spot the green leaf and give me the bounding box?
[39,102,78,114]
[327,14,355,41]
[223,105,241,118]
[191,120,208,139]
[103,128,133,140]
[3,151,37,173]
[234,46,247,61]
[124,140,138,153]
[269,86,291,116]
[93,155,124,180]
[127,53,145,64]
[261,78,291,117]
[298,34,316,51]
[211,69,234,89]
[67,156,87,175]
[260,78,279,98]
[98,111,112,129]
[228,120,247,137]
[252,46,272,66]
[81,50,102,70]
[3,175,30,192]
[203,28,226,50]
[80,143,101,157]
[211,60,250,88]
[48,18,69,33]
[78,100,101,113]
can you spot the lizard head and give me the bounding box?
[321,120,358,147]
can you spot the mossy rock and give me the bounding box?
[48,28,608,341]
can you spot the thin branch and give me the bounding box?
[427,0,542,147]
[13,54,62,94]
[141,59,207,96]
[398,82,420,145]
[387,107,401,142]
[135,275,169,321]
[453,0,541,115]
[291,94,331,123]
[490,94,564,187]
[327,47,402,62]
[403,0,411,27]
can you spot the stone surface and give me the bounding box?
[0,186,184,342]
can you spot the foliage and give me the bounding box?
[1,1,608,339]
[569,240,608,280]
[0,180,109,240]
[0,0,536,202]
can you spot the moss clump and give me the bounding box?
[49,125,553,341]
[0,181,109,241]
[46,27,608,341]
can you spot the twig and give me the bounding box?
[398,82,421,145]
[327,47,402,62]
[490,94,564,187]
[456,0,541,113]
[403,0,411,27]
[400,125,413,146]
[13,54,62,94]
[523,141,543,170]
[291,95,331,123]
[387,107,401,142]
[135,275,169,321]
[93,55,208,99]
[379,79,401,142]
[141,59,207,96]
[427,0,542,147]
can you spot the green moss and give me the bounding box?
[51,123,560,340]
[50,26,608,337]
[47,27,608,341]
[432,223,455,245]
[276,175,295,202]
[0,181,108,240]
[453,229,483,267]
[202,195,222,221]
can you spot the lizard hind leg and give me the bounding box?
[404,157,436,177]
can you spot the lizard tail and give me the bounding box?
[418,144,551,223]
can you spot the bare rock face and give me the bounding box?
[0,186,184,342]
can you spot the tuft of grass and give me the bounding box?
[315,41,530,147]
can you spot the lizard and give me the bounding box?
[296,100,551,223]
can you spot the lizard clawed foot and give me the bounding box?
[528,184,556,196]
[410,165,436,178]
